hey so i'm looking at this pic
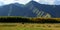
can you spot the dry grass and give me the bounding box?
[0,23,60,30]
[25,17,60,21]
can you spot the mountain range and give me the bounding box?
[0,1,60,18]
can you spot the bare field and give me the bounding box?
[0,23,60,30]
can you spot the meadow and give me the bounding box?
[0,23,60,30]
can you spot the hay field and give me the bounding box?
[0,23,60,30]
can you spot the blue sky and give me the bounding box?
[0,0,60,6]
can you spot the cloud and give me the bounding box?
[0,0,15,6]
[0,0,60,6]
[55,0,60,5]
[34,0,55,5]
[34,0,40,2]
[0,0,31,6]
[47,0,55,5]
[17,0,31,4]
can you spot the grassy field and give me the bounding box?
[0,16,60,30]
[0,23,60,30]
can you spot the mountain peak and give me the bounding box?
[26,1,38,5]
[29,1,37,3]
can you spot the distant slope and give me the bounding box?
[0,5,10,16]
[29,1,60,18]
[26,1,60,18]
[0,1,60,18]
[0,3,25,16]
[25,1,51,18]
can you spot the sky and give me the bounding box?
[35,0,55,5]
[0,0,60,6]
[35,0,60,5]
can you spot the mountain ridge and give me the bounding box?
[0,1,60,18]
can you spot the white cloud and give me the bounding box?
[0,0,60,6]
[34,0,40,2]
[0,0,31,6]
[0,0,15,6]
[47,0,55,5]
[55,0,60,5]
[34,0,55,5]
[4,0,15,4]
[17,0,31,4]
